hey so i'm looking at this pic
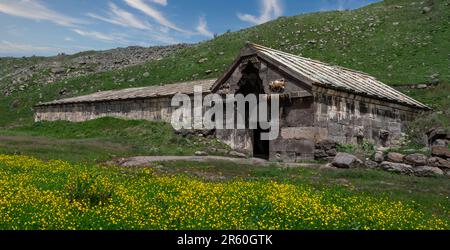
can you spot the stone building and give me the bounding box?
[35,43,430,162]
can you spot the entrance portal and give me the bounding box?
[236,63,269,159]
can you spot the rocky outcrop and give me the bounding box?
[332,153,363,169]
[3,44,191,96]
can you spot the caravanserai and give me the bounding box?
[35,43,430,162]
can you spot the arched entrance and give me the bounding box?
[236,63,270,159]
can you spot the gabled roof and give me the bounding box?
[213,43,430,110]
[36,79,215,106]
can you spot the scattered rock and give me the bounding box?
[315,140,337,160]
[431,146,450,159]
[194,151,208,156]
[198,58,208,64]
[404,153,428,166]
[332,153,363,169]
[374,151,384,163]
[422,6,432,14]
[51,67,65,74]
[427,128,449,145]
[433,139,448,147]
[229,151,247,158]
[365,159,379,169]
[427,157,450,169]
[380,162,414,175]
[414,166,444,177]
[386,152,405,163]
[314,149,328,159]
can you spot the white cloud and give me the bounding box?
[0,0,84,27]
[196,16,214,38]
[124,0,185,33]
[237,0,283,25]
[0,40,59,53]
[72,29,129,44]
[87,2,153,30]
[151,0,168,6]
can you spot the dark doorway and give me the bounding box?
[253,125,270,159]
[236,63,270,159]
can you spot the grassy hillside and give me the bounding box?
[0,0,448,127]
[0,0,448,128]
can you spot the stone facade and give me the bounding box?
[35,96,175,123]
[34,44,429,163]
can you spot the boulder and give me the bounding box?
[332,153,363,169]
[326,148,337,157]
[373,151,384,163]
[314,149,328,159]
[431,146,450,159]
[365,159,379,169]
[427,157,450,169]
[433,139,449,147]
[386,152,405,163]
[414,166,444,177]
[380,162,414,175]
[194,151,207,156]
[143,72,150,77]
[404,153,428,166]
[422,6,432,14]
[427,128,449,145]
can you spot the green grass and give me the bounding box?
[0,117,229,163]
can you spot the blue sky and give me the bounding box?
[0,0,379,57]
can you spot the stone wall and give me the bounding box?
[34,96,174,123]
[313,86,419,147]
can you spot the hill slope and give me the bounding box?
[0,0,449,128]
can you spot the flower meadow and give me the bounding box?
[0,154,447,230]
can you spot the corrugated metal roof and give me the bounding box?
[37,79,215,106]
[249,43,430,109]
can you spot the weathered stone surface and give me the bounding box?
[433,139,449,147]
[431,146,450,159]
[380,161,414,175]
[316,139,337,151]
[386,152,405,163]
[427,128,449,145]
[373,151,384,163]
[326,148,337,157]
[332,153,363,169]
[427,157,450,169]
[365,159,379,169]
[414,166,444,177]
[314,149,328,159]
[229,151,247,158]
[404,153,428,166]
